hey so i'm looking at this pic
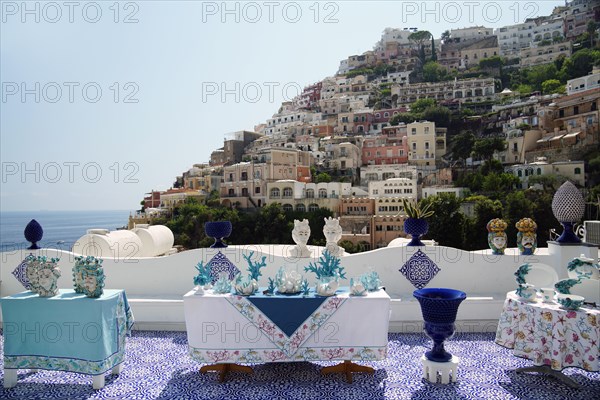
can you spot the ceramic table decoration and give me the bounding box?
[316,276,339,296]
[274,267,302,294]
[361,271,382,292]
[82,265,105,298]
[514,262,558,288]
[515,218,537,255]
[540,287,555,303]
[556,294,585,310]
[350,278,367,296]
[73,255,104,297]
[555,278,600,305]
[301,279,310,296]
[323,217,344,257]
[516,283,536,302]
[290,219,311,258]
[233,274,258,296]
[487,218,508,255]
[567,254,600,280]
[304,249,346,296]
[551,181,585,243]
[28,256,61,297]
[193,260,212,295]
[213,272,232,294]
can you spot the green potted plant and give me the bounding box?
[401,198,434,246]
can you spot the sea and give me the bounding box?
[0,210,132,252]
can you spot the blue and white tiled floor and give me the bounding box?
[0,331,598,399]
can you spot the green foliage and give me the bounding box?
[503,191,534,241]
[411,98,437,114]
[338,240,357,254]
[451,131,475,161]
[480,159,504,176]
[315,172,332,183]
[479,56,505,70]
[541,79,565,94]
[422,61,448,82]
[390,112,419,125]
[420,194,465,248]
[472,137,506,160]
[422,106,451,127]
[400,198,434,219]
[482,173,520,198]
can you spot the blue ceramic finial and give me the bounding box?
[24,219,43,249]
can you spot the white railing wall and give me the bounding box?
[0,242,597,332]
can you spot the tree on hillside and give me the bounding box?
[421,193,466,248]
[422,61,448,82]
[451,131,475,161]
[390,112,418,125]
[410,98,436,113]
[472,137,506,160]
[422,106,451,127]
[541,79,565,94]
[409,30,432,66]
[441,30,451,43]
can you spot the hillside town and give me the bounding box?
[133,0,600,251]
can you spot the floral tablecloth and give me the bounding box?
[1,289,134,375]
[184,288,390,364]
[495,291,599,371]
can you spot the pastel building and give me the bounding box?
[406,121,447,167]
[266,180,351,213]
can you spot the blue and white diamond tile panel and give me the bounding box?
[399,249,440,289]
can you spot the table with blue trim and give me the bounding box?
[1,289,134,389]
[184,287,391,382]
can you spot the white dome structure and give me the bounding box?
[72,229,143,259]
[132,225,175,257]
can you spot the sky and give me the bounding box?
[0,0,565,211]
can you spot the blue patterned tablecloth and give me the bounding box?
[1,289,134,375]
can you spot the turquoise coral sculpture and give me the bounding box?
[304,250,346,280]
[193,260,212,287]
[242,251,267,281]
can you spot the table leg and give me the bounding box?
[200,363,253,382]
[111,364,123,375]
[3,369,17,388]
[92,374,105,390]
[321,360,374,383]
[516,365,580,389]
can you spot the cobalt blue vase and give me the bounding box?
[404,218,428,246]
[204,221,232,248]
[24,219,43,250]
[413,288,466,362]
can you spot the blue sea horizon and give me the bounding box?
[0,209,134,251]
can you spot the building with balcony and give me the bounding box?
[220,148,310,209]
[160,188,206,211]
[495,21,536,58]
[439,36,499,70]
[265,180,351,213]
[360,164,418,187]
[369,178,417,200]
[519,41,571,68]
[567,68,600,95]
[391,78,495,107]
[406,121,446,167]
[506,160,585,188]
[362,134,408,166]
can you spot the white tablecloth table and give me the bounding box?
[183,288,390,366]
